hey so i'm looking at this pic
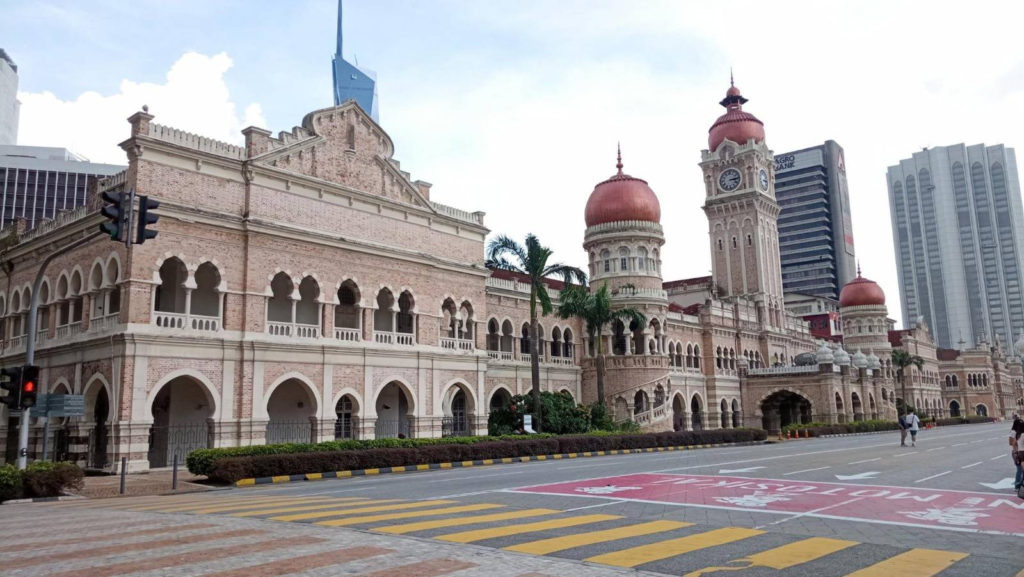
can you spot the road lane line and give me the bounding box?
[684,537,859,576]
[960,462,983,469]
[374,509,559,534]
[271,500,456,522]
[584,527,763,568]
[845,548,969,576]
[557,463,613,470]
[426,471,527,483]
[435,514,620,543]
[990,455,1005,461]
[316,503,504,527]
[926,447,946,452]
[848,458,881,465]
[892,451,919,458]
[952,443,967,447]
[505,520,692,555]
[783,466,831,476]
[915,471,952,483]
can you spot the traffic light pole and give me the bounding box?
[17,231,103,469]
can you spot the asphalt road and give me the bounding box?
[10,422,1023,577]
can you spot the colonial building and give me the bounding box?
[0,81,1016,472]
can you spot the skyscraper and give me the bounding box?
[331,0,378,121]
[774,141,857,300]
[0,49,19,145]
[887,143,1024,348]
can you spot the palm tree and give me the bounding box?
[486,233,587,432]
[891,349,924,415]
[558,282,645,407]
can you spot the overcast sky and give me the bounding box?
[5,0,1024,329]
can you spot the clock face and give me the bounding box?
[759,169,769,191]
[719,168,741,191]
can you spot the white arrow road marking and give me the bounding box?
[915,471,951,483]
[718,467,766,474]
[979,478,1017,490]
[835,472,879,481]
[783,466,831,476]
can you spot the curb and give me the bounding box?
[235,440,764,487]
[819,421,991,438]
[2,495,87,505]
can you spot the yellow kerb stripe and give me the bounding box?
[435,514,621,544]
[270,500,455,522]
[374,508,560,535]
[586,527,764,568]
[316,503,503,527]
[232,499,393,517]
[505,520,692,556]
[845,549,969,577]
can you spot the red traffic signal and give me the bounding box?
[19,366,38,409]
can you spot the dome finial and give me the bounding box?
[857,260,862,277]
[730,67,734,87]
[616,142,623,175]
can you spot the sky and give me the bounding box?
[4,0,1024,329]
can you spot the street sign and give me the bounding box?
[46,394,85,417]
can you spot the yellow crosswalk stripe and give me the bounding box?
[185,497,359,515]
[504,520,693,556]
[316,503,504,527]
[142,496,319,513]
[586,527,764,568]
[435,514,621,544]
[232,499,395,517]
[270,500,456,522]
[374,508,560,535]
[845,548,970,576]
[684,537,859,576]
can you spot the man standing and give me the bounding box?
[1011,416,1023,499]
[898,412,908,447]
[905,408,921,448]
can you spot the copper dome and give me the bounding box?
[708,83,765,153]
[839,270,886,308]
[584,147,661,228]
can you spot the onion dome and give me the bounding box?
[867,352,881,370]
[708,75,765,153]
[816,343,834,364]
[839,264,886,308]
[584,145,661,227]
[852,349,868,369]
[834,347,851,366]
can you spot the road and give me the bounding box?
[5,422,1023,576]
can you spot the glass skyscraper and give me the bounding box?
[331,0,378,121]
[887,143,1024,349]
[775,140,857,300]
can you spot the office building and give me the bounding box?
[0,49,19,145]
[331,1,379,121]
[0,145,123,230]
[887,143,1024,348]
[774,140,857,300]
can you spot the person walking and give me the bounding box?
[898,412,908,447]
[1011,416,1023,499]
[904,409,921,447]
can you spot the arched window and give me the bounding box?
[686,343,694,368]
[487,319,500,351]
[612,320,628,356]
[191,263,221,318]
[732,236,738,249]
[268,272,294,326]
[550,326,562,358]
[295,277,321,335]
[156,259,188,315]
[335,395,357,440]
[637,247,647,272]
[563,328,573,359]
[602,250,611,273]
[717,239,724,251]
[731,399,740,428]
[721,398,729,429]
[335,280,361,339]
[619,248,629,272]
[501,320,514,352]
[521,323,531,355]
[746,234,752,247]
[654,385,665,408]
[729,348,736,370]
[652,249,659,273]
[396,291,415,337]
[716,346,722,369]
[693,345,701,369]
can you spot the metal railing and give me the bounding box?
[265,420,315,445]
[334,327,361,342]
[148,423,211,468]
[441,416,469,438]
[375,418,411,439]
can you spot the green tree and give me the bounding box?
[557,282,645,407]
[486,233,586,432]
[891,349,924,416]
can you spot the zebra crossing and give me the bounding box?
[34,491,996,576]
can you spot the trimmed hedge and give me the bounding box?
[0,462,84,502]
[208,429,768,484]
[935,416,996,426]
[783,420,901,438]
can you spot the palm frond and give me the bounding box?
[536,283,554,316]
[486,234,527,268]
[544,263,588,287]
[610,306,647,327]
[484,257,525,275]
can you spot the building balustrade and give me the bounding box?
[374,331,415,346]
[550,357,575,366]
[8,335,25,349]
[487,350,514,361]
[90,314,120,333]
[440,337,474,352]
[294,323,320,339]
[35,330,47,346]
[334,327,361,342]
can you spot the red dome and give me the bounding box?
[840,272,886,308]
[584,148,661,227]
[708,83,765,152]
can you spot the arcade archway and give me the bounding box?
[760,390,812,433]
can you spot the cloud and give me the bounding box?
[16,52,264,164]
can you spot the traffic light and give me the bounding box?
[0,366,23,408]
[100,191,125,241]
[136,195,160,245]
[19,366,38,409]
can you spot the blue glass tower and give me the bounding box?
[332,0,378,121]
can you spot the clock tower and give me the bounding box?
[700,79,786,327]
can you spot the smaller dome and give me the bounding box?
[816,343,834,364]
[726,85,742,97]
[840,266,886,308]
[852,349,868,369]
[867,352,881,370]
[834,348,851,366]
[708,79,765,152]
[584,146,661,228]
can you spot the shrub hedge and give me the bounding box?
[782,420,901,438]
[207,428,768,484]
[935,416,997,426]
[0,461,84,502]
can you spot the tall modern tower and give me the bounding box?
[887,144,1024,348]
[331,0,379,121]
[774,140,857,300]
[0,49,19,145]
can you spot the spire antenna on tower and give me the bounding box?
[730,67,734,87]
[857,260,862,277]
[616,142,623,174]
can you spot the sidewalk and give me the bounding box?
[75,470,215,499]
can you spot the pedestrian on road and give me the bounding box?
[1010,416,1023,499]
[904,409,921,447]
[898,412,908,447]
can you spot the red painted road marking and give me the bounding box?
[513,473,1024,535]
